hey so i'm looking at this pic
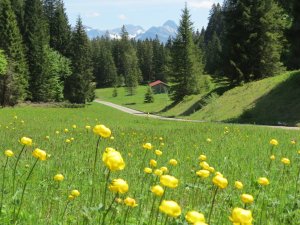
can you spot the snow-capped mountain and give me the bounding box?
[85,20,177,43]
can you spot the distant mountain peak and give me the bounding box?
[85,20,178,43]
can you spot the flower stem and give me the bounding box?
[148,196,157,225]
[61,200,71,222]
[0,157,9,216]
[12,145,25,194]
[14,158,39,222]
[259,191,266,225]
[208,186,218,224]
[90,136,101,206]
[123,207,131,225]
[154,190,166,225]
[102,170,111,207]
[101,194,117,225]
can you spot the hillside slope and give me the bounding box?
[188,71,300,126]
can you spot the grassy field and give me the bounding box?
[0,103,300,224]
[96,71,300,126]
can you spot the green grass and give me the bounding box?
[0,104,300,224]
[95,86,172,113]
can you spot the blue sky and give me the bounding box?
[64,0,223,30]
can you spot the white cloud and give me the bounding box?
[118,14,127,20]
[188,0,217,9]
[85,12,101,18]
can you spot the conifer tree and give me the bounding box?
[170,5,204,102]
[152,37,166,82]
[288,0,300,69]
[0,0,29,102]
[64,17,94,103]
[23,0,49,101]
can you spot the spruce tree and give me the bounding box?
[0,0,29,102]
[23,0,49,101]
[288,0,300,69]
[152,37,166,82]
[170,5,204,102]
[0,50,7,75]
[64,17,94,104]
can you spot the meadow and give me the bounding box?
[0,103,299,225]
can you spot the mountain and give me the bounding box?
[85,20,177,43]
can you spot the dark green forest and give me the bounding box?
[0,0,299,106]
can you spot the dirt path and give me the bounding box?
[94,99,300,130]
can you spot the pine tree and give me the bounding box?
[23,0,49,101]
[205,32,222,75]
[64,17,94,104]
[170,5,204,102]
[144,86,154,103]
[204,3,223,44]
[137,39,154,83]
[152,37,166,81]
[0,0,29,102]
[288,0,300,69]
[0,50,7,75]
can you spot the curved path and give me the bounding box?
[94,99,300,130]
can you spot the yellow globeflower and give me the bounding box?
[64,128,69,133]
[151,185,164,196]
[208,166,215,173]
[212,175,228,189]
[143,143,153,150]
[102,148,125,171]
[155,150,162,156]
[154,169,163,176]
[199,161,210,170]
[71,190,80,197]
[193,222,208,225]
[185,211,206,224]
[150,159,157,167]
[144,167,153,174]
[72,125,77,129]
[20,137,32,146]
[85,125,91,130]
[196,170,210,178]
[160,175,179,188]
[93,125,111,138]
[159,137,163,141]
[258,177,270,186]
[159,200,181,218]
[270,139,278,146]
[270,155,275,160]
[234,181,243,190]
[241,194,254,204]
[68,195,75,200]
[4,150,14,157]
[291,140,296,145]
[109,179,129,194]
[32,148,47,161]
[124,197,138,207]
[198,155,207,161]
[65,139,71,143]
[160,166,168,173]
[54,174,64,182]
[229,207,253,224]
[169,159,178,166]
[206,138,212,143]
[281,157,290,165]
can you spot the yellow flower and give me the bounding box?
[110,136,114,140]
[32,148,47,161]
[45,136,50,140]
[143,143,153,150]
[281,157,290,165]
[234,181,243,190]
[229,207,253,224]
[71,190,80,197]
[54,174,64,182]
[124,197,138,207]
[20,137,32,146]
[93,125,111,138]
[185,211,206,224]
[4,150,14,157]
[55,131,60,134]
[258,177,270,186]
[154,169,163,176]
[241,194,254,204]
[196,170,210,178]
[70,137,74,141]
[115,198,123,203]
[160,175,179,188]
[291,140,296,145]
[199,161,210,170]
[270,155,275,160]
[198,155,207,161]
[169,159,178,166]
[160,166,168,173]
[298,150,300,154]
[193,222,208,225]
[64,128,69,133]
[155,150,162,156]
[159,200,181,218]
[72,125,77,129]
[85,125,91,130]
[102,148,125,171]
[150,159,157,167]
[206,138,212,142]
[144,167,153,174]
[151,185,164,196]
[208,167,215,173]
[68,195,75,200]
[66,139,71,143]
[212,175,228,189]
[109,179,129,194]
[270,139,278,146]
[159,137,163,141]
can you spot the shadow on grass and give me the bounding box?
[227,71,300,126]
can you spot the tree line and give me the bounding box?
[0,0,299,106]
